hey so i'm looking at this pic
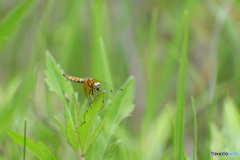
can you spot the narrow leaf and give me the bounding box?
[66,120,80,152]
[5,128,56,160]
[55,116,68,140]
[86,118,107,150]
[191,96,197,160]
[143,8,158,132]
[72,93,80,128]
[23,118,27,160]
[174,10,189,160]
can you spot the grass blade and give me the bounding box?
[99,38,113,88]
[142,8,158,133]
[23,118,27,160]
[174,10,189,160]
[191,97,197,160]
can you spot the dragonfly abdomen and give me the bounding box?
[62,73,85,83]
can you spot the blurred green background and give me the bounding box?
[0,0,240,159]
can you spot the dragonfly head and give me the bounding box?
[93,82,101,90]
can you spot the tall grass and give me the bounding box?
[174,10,189,160]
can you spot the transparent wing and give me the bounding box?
[93,79,114,93]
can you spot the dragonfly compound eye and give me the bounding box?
[94,82,101,89]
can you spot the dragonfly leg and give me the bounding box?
[88,89,92,110]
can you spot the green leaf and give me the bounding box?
[86,118,107,150]
[78,92,105,150]
[55,116,68,141]
[103,76,135,142]
[5,128,56,160]
[66,120,80,152]
[45,50,74,122]
[87,76,135,159]
[45,51,74,101]
[72,93,80,128]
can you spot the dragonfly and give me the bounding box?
[62,73,109,109]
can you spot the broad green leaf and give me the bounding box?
[103,76,135,142]
[45,51,75,122]
[78,92,105,150]
[0,0,34,50]
[86,118,107,150]
[5,128,56,160]
[66,120,80,152]
[55,116,68,141]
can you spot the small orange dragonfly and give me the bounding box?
[62,73,108,108]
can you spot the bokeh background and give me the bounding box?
[0,0,240,159]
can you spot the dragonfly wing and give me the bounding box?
[92,79,113,92]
